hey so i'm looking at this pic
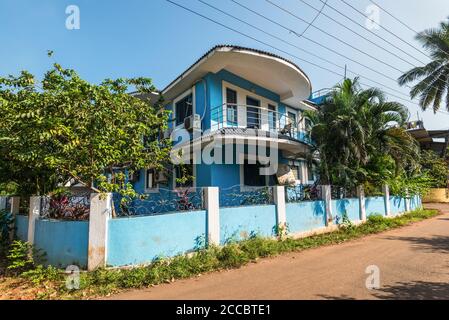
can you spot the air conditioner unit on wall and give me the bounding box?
[184,114,201,131]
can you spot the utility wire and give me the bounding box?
[338,0,430,59]
[263,0,405,74]
[198,0,410,98]
[164,0,449,116]
[230,0,401,85]
[296,0,328,38]
[310,0,426,65]
[368,0,420,34]
[230,0,444,96]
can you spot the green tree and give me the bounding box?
[306,78,419,188]
[420,150,449,188]
[0,62,171,197]
[398,19,449,112]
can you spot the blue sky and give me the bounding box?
[1,0,449,129]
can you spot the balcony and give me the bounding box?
[210,103,313,146]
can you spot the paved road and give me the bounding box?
[108,204,449,300]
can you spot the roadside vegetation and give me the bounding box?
[0,208,439,300]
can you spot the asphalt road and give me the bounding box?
[108,203,449,300]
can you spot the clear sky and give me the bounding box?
[1,0,449,130]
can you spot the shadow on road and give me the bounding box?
[373,281,449,300]
[318,281,449,300]
[383,235,449,254]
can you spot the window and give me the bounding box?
[305,117,312,132]
[145,169,157,190]
[175,93,193,126]
[268,105,277,131]
[174,164,194,188]
[246,97,261,129]
[306,163,314,182]
[226,88,238,126]
[243,161,277,187]
[291,165,301,181]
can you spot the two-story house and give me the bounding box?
[131,45,318,198]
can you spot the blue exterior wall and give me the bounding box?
[332,198,360,222]
[34,219,88,268]
[15,215,29,241]
[286,201,326,233]
[410,195,422,210]
[219,205,277,244]
[365,197,386,217]
[107,210,207,267]
[390,196,407,215]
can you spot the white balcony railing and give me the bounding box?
[210,103,309,141]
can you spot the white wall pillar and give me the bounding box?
[405,189,411,212]
[357,185,366,221]
[9,197,20,241]
[27,196,41,245]
[383,185,391,217]
[204,187,220,247]
[88,193,112,271]
[274,186,287,236]
[321,185,333,226]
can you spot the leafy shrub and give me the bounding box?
[0,209,13,254]
[21,265,62,285]
[6,240,46,275]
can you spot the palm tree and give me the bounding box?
[398,19,449,112]
[306,78,419,187]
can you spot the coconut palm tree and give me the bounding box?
[306,78,419,187]
[398,19,449,113]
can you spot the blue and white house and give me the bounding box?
[132,45,319,198]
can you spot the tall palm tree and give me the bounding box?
[398,19,449,112]
[306,78,419,187]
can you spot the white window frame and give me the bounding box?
[221,81,278,130]
[173,88,196,130]
[144,169,160,193]
[289,161,303,185]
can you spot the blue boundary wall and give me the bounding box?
[365,197,386,217]
[34,219,89,268]
[219,205,276,245]
[410,195,422,210]
[286,201,326,233]
[331,198,360,222]
[390,196,407,216]
[107,210,207,267]
[15,215,29,241]
[21,192,421,269]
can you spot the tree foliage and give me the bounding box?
[306,78,420,188]
[398,18,449,112]
[419,150,449,188]
[0,62,171,196]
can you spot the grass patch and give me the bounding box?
[0,208,440,299]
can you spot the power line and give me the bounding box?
[338,0,430,59]
[310,0,426,65]
[263,0,405,74]
[259,0,445,108]
[197,0,410,99]
[368,0,420,34]
[296,0,328,38]
[230,0,401,85]
[163,0,449,116]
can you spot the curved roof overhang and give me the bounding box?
[162,45,312,108]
